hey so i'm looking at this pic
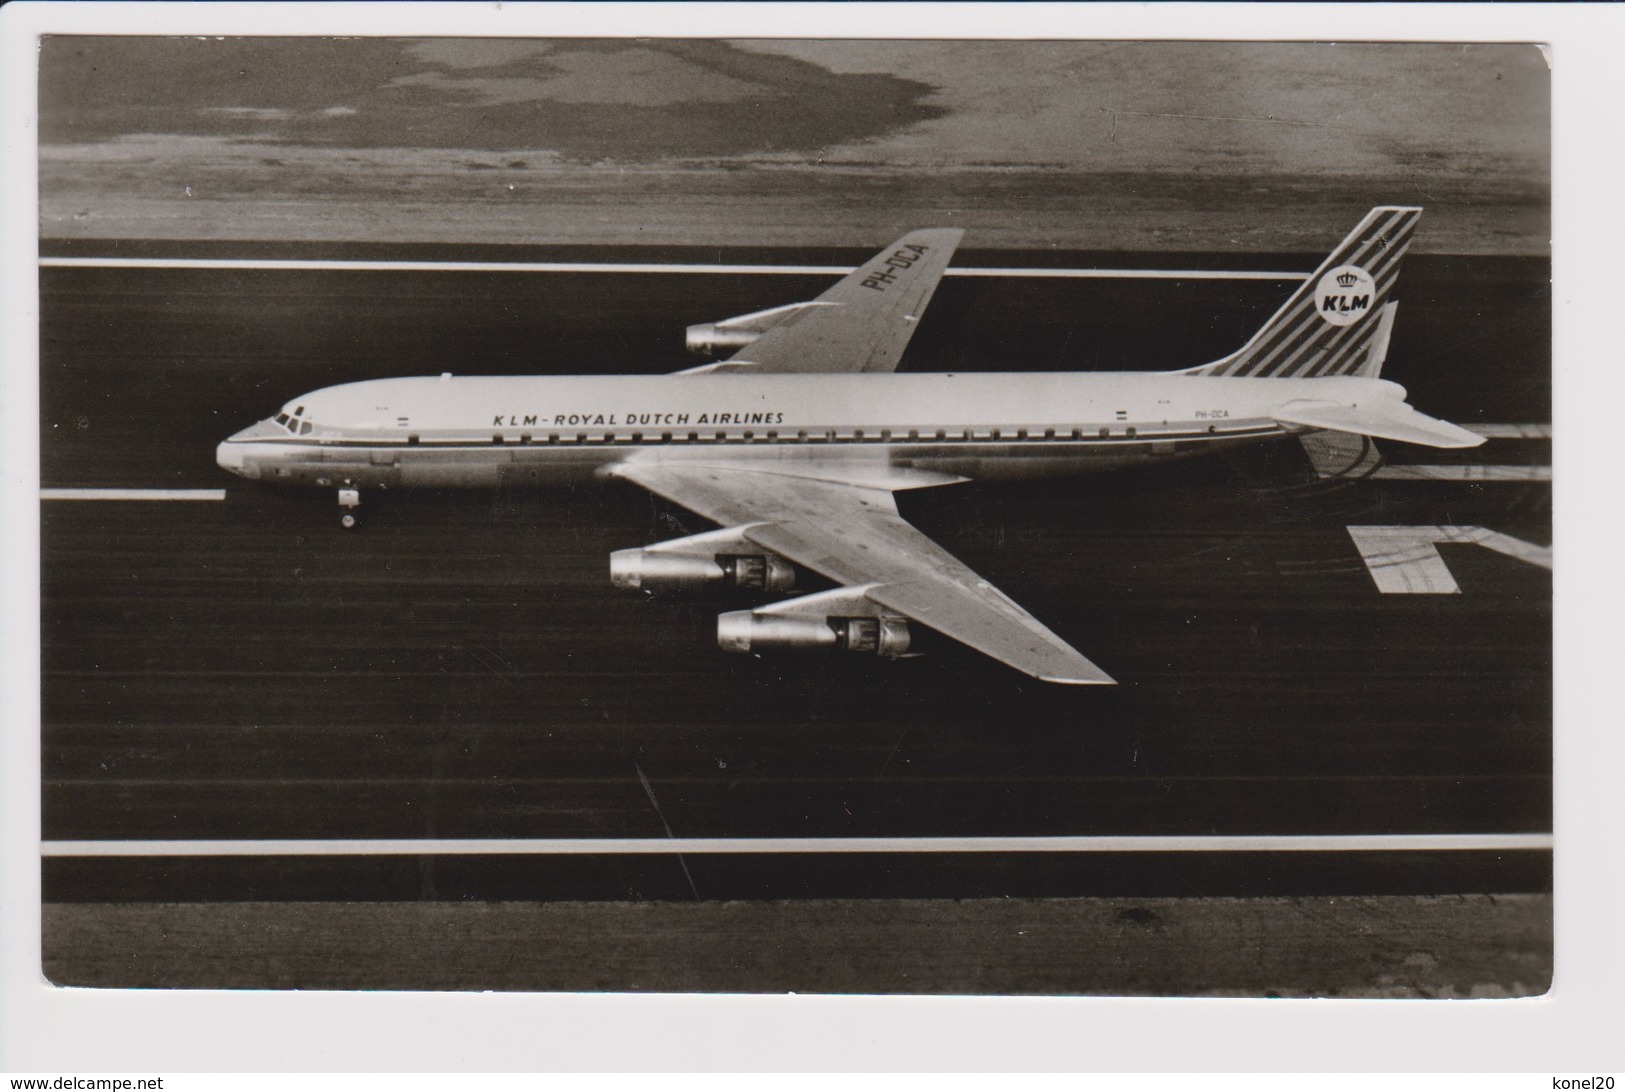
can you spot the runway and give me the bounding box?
[36,242,1552,988]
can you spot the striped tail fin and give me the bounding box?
[1176,206,1421,379]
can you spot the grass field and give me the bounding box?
[44,894,1552,996]
[37,39,1547,253]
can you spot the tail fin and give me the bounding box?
[1177,206,1421,379]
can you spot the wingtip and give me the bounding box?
[1038,672,1118,686]
[899,226,966,246]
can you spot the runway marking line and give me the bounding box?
[1371,465,1551,482]
[1347,525,1553,595]
[1300,424,1552,480]
[40,488,226,502]
[1466,423,1552,439]
[40,428,1552,503]
[39,255,1307,281]
[40,833,1553,857]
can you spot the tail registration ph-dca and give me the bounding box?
[217,209,1480,684]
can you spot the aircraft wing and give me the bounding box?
[608,458,1115,684]
[687,228,964,375]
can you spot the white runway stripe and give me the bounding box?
[1373,465,1552,482]
[39,255,1307,281]
[1298,426,1550,480]
[40,833,1553,857]
[1347,524,1552,594]
[40,488,226,502]
[1467,423,1553,439]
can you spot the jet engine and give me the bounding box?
[717,611,912,657]
[610,527,798,594]
[610,548,796,593]
[684,301,830,356]
[684,323,761,356]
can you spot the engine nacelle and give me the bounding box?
[684,323,761,356]
[684,301,827,356]
[611,548,796,593]
[717,612,911,657]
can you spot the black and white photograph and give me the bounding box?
[5,0,1614,1075]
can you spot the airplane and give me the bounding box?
[216,206,1481,685]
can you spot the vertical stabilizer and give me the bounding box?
[1354,302,1398,378]
[1176,207,1420,379]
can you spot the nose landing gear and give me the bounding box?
[338,486,361,529]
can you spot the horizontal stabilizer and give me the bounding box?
[1274,399,1485,450]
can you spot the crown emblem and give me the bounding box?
[1336,271,1360,288]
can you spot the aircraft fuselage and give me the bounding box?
[216,371,1407,489]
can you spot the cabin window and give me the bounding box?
[492,433,504,444]
[935,430,947,441]
[1207,425,1218,434]
[796,430,809,442]
[547,433,559,444]
[715,431,727,442]
[1042,429,1054,440]
[907,430,919,441]
[742,431,754,441]
[1098,428,1110,439]
[520,433,531,444]
[765,430,777,441]
[853,430,865,441]
[408,434,420,445]
[630,432,643,444]
[879,429,892,442]
[1126,427,1137,438]
[660,432,672,443]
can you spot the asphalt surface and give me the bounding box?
[39,245,1552,904]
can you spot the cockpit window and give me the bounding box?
[295,406,305,417]
[299,421,313,435]
[275,413,291,428]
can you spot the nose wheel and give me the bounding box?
[338,486,361,529]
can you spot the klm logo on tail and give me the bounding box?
[1316,265,1375,326]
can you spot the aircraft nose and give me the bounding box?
[218,420,285,478]
[215,439,245,474]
